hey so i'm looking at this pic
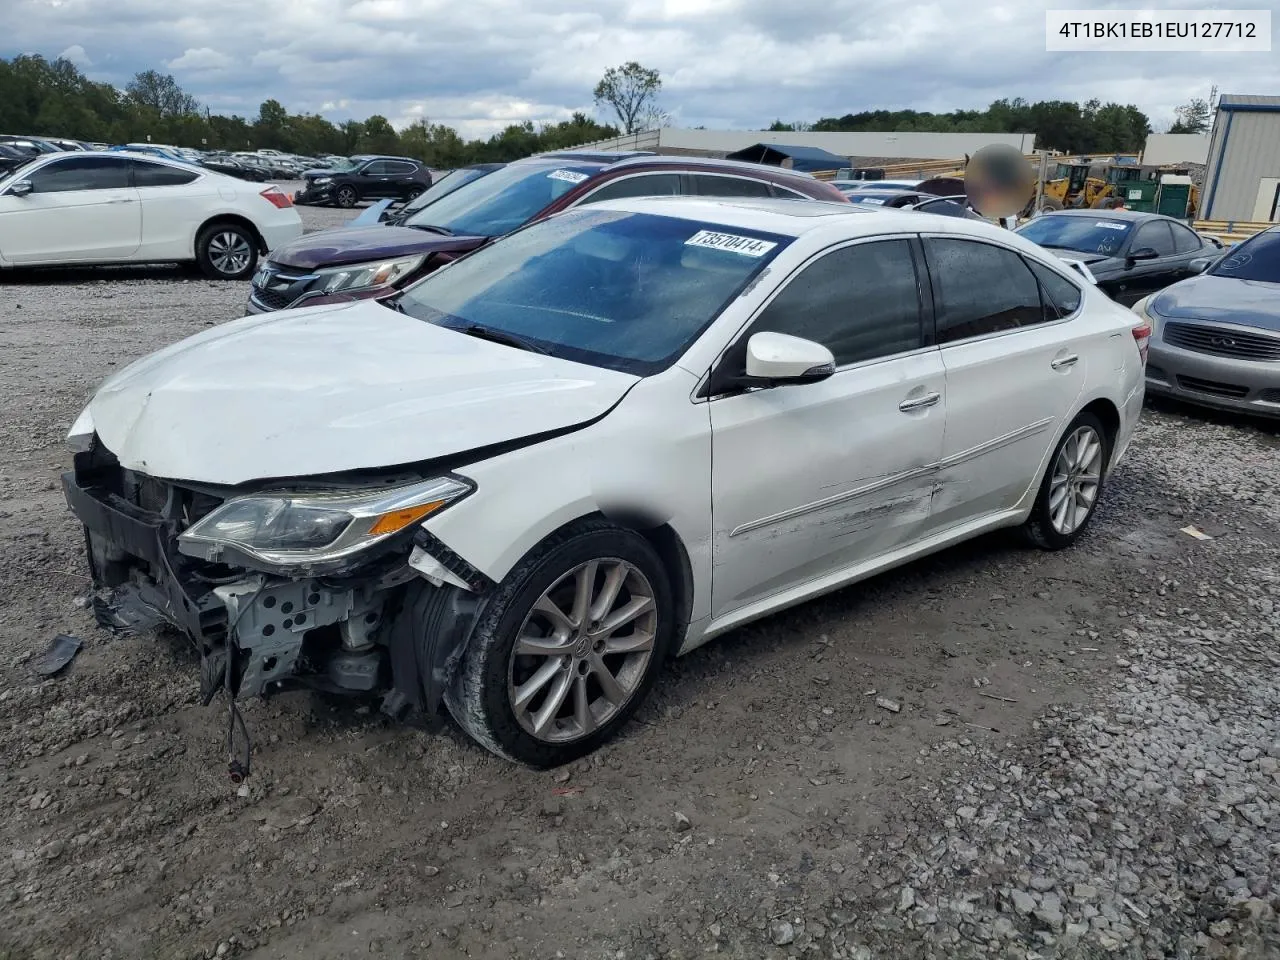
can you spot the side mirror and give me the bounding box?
[1188,257,1210,274]
[744,332,836,385]
[1125,246,1158,266]
[9,179,32,197]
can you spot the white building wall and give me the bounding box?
[567,128,1035,159]
[1141,134,1210,165]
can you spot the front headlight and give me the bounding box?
[178,476,472,568]
[314,255,425,295]
[312,176,332,185]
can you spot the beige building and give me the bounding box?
[1201,94,1280,222]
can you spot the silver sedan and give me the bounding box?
[1133,226,1280,419]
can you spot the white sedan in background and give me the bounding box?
[0,150,302,279]
[62,196,1147,768]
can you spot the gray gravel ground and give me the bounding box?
[1,196,1279,960]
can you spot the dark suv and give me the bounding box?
[294,155,432,208]
[246,152,850,314]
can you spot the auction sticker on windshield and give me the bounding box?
[684,230,778,257]
[1095,221,1128,230]
[548,169,589,184]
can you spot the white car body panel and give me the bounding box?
[86,300,639,486]
[0,151,302,268]
[73,196,1145,659]
[0,185,142,263]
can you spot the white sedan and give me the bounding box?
[61,196,1147,768]
[0,150,302,279]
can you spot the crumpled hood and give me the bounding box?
[1151,274,1280,331]
[88,300,638,486]
[268,224,486,269]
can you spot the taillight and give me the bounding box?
[260,186,292,209]
[1131,320,1151,364]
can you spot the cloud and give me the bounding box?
[164,47,233,71]
[57,42,90,66]
[2,0,1275,139]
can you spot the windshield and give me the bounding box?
[1016,215,1133,255]
[397,167,493,217]
[324,158,359,172]
[402,161,601,238]
[393,208,791,375]
[1208,230,1280,283]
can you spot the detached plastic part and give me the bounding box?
[33,634,83,676]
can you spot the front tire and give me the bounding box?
[1022,412,1110,550]
[445,519,675,766]
[335,185,359,208]
[195,223,258,280]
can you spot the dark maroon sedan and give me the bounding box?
[245,152,850,314]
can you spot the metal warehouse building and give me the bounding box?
[1202,94,1280,222]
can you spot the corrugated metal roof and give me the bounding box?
[1217,94,1280,107]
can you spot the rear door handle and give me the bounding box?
[899,392,941,412]
[1051,355,1079,370]
[105,197,134,204]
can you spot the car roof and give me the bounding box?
[575,196,1075,259]
[605,154,820,180]
[1036,208,1165,223]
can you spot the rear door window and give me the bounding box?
[131,159,199,187]
[689,174,774,198]
[924,238,1045,343]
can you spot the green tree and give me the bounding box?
[593,61,662,134]
[125,70,199,118]
[357,114,402,155]
[1169,98,1211,134]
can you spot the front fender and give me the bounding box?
[417,370,714,626]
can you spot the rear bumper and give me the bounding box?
[259,219,304,253]
[1146,341,1280,418]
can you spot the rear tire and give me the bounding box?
[1039,196,1065,212]
[335,185,358,208]
[444,518,675,767]
[195,223,258,281]
[1022,412,1111,550]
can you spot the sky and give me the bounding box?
[2,0,1275,139]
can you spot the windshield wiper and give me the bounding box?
[459,323,549,355]
[407,223,454,236]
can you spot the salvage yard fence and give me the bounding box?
[1192,220,1276,244]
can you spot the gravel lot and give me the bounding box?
[2,195,1279,960]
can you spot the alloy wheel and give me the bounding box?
[207,231,253,276]
[507,558,658,743]
[1048,425,1103,535]
[337,187,357,207]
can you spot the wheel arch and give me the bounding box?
[195,213,267,256]
[1077,395,1121,468]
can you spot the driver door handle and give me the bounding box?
[105,197,134,204]
[1051,355,1079,370]
[899,392,941,412]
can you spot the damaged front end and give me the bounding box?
[62,436,489,772]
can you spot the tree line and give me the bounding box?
[0,55,622,165]
[2,53,1213,166]
[770,98,1160,155]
